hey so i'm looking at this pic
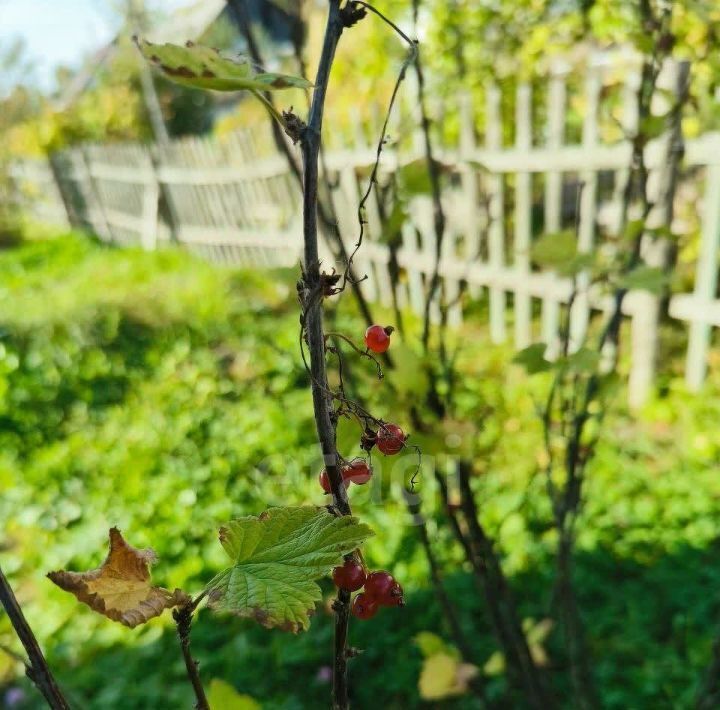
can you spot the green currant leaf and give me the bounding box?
[205,506,373,632]
[513,343,553,374]
[415,631,460,660]
[563,347,601,375]
[531,231,595,276]
[135,38,312,93]
[207,679,261,710]
[617,266,669,295]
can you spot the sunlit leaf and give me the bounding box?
[47,528,189,628]
[135,38,312,93]
[564,347,601,374]
[208,679,261,710]
[419,652,478,700]
[531,231,594,276]
[397,159,433,195]
[513,343,552,374]
[415,631,459,659]
[618,266,669,295]
[483,650,505,676]
[205,507,373,632]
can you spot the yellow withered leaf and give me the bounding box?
[48,528,189,628]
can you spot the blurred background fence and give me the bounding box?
[9,51,720,407]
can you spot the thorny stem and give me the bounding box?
[0,565,70,710]
[173,594,209,710]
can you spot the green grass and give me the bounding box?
[1,229,720,709]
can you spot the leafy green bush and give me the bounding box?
[1,230,719,708]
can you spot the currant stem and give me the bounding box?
[299,2,355,708]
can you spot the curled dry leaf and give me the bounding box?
[48,527,189,628]
[134,38,313,93]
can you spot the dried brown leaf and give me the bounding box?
[48,528,189,628]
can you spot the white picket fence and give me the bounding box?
[10,51,720,406]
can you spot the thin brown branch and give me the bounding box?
[0,566,70,710]
[456,462,554,708]
[172,600,209,710]
[402,488,488,707]
[299,3,356,707]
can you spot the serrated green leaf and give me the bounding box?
[205,506,373,632]
[135,38,312,93]
[623,219,645,242]
[618,266,669,295]
[531,231,577,269]
[398,159,433,195]
[563,347,601,374]
[531,231,594,276]
[639,114,668,140]
[513,343,552,374]
[208,679,261,710]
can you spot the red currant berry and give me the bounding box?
[364,325,393,354]
[332,559,366,592]
[351,593,378,620]
[319,468,350,494]
[377,424,406,455]
[342,459,373,486]
[364,571,395,601]
[319,469,332,494]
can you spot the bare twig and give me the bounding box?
[455,462,554,708]
[402,488,488,707]
[0,566,70,710]
[172,594,209,710]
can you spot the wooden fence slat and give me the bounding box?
[542,62,568,356]
[514,82,533,348]
[458,91,483,278]
[569,60,602,350]
[686,165,720,388]
[486,80,507,343]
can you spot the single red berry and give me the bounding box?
[332,559,367,592]
[351,593,378,620]
[364,571,395,601]
[364,325,393,354]
[319,469,332,494]
[342,459,373,486]
[377,424,406,455]
[319,468,350,494]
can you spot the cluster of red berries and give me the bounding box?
[332,560,404,620]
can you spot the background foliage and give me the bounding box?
[0,227,719,708]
